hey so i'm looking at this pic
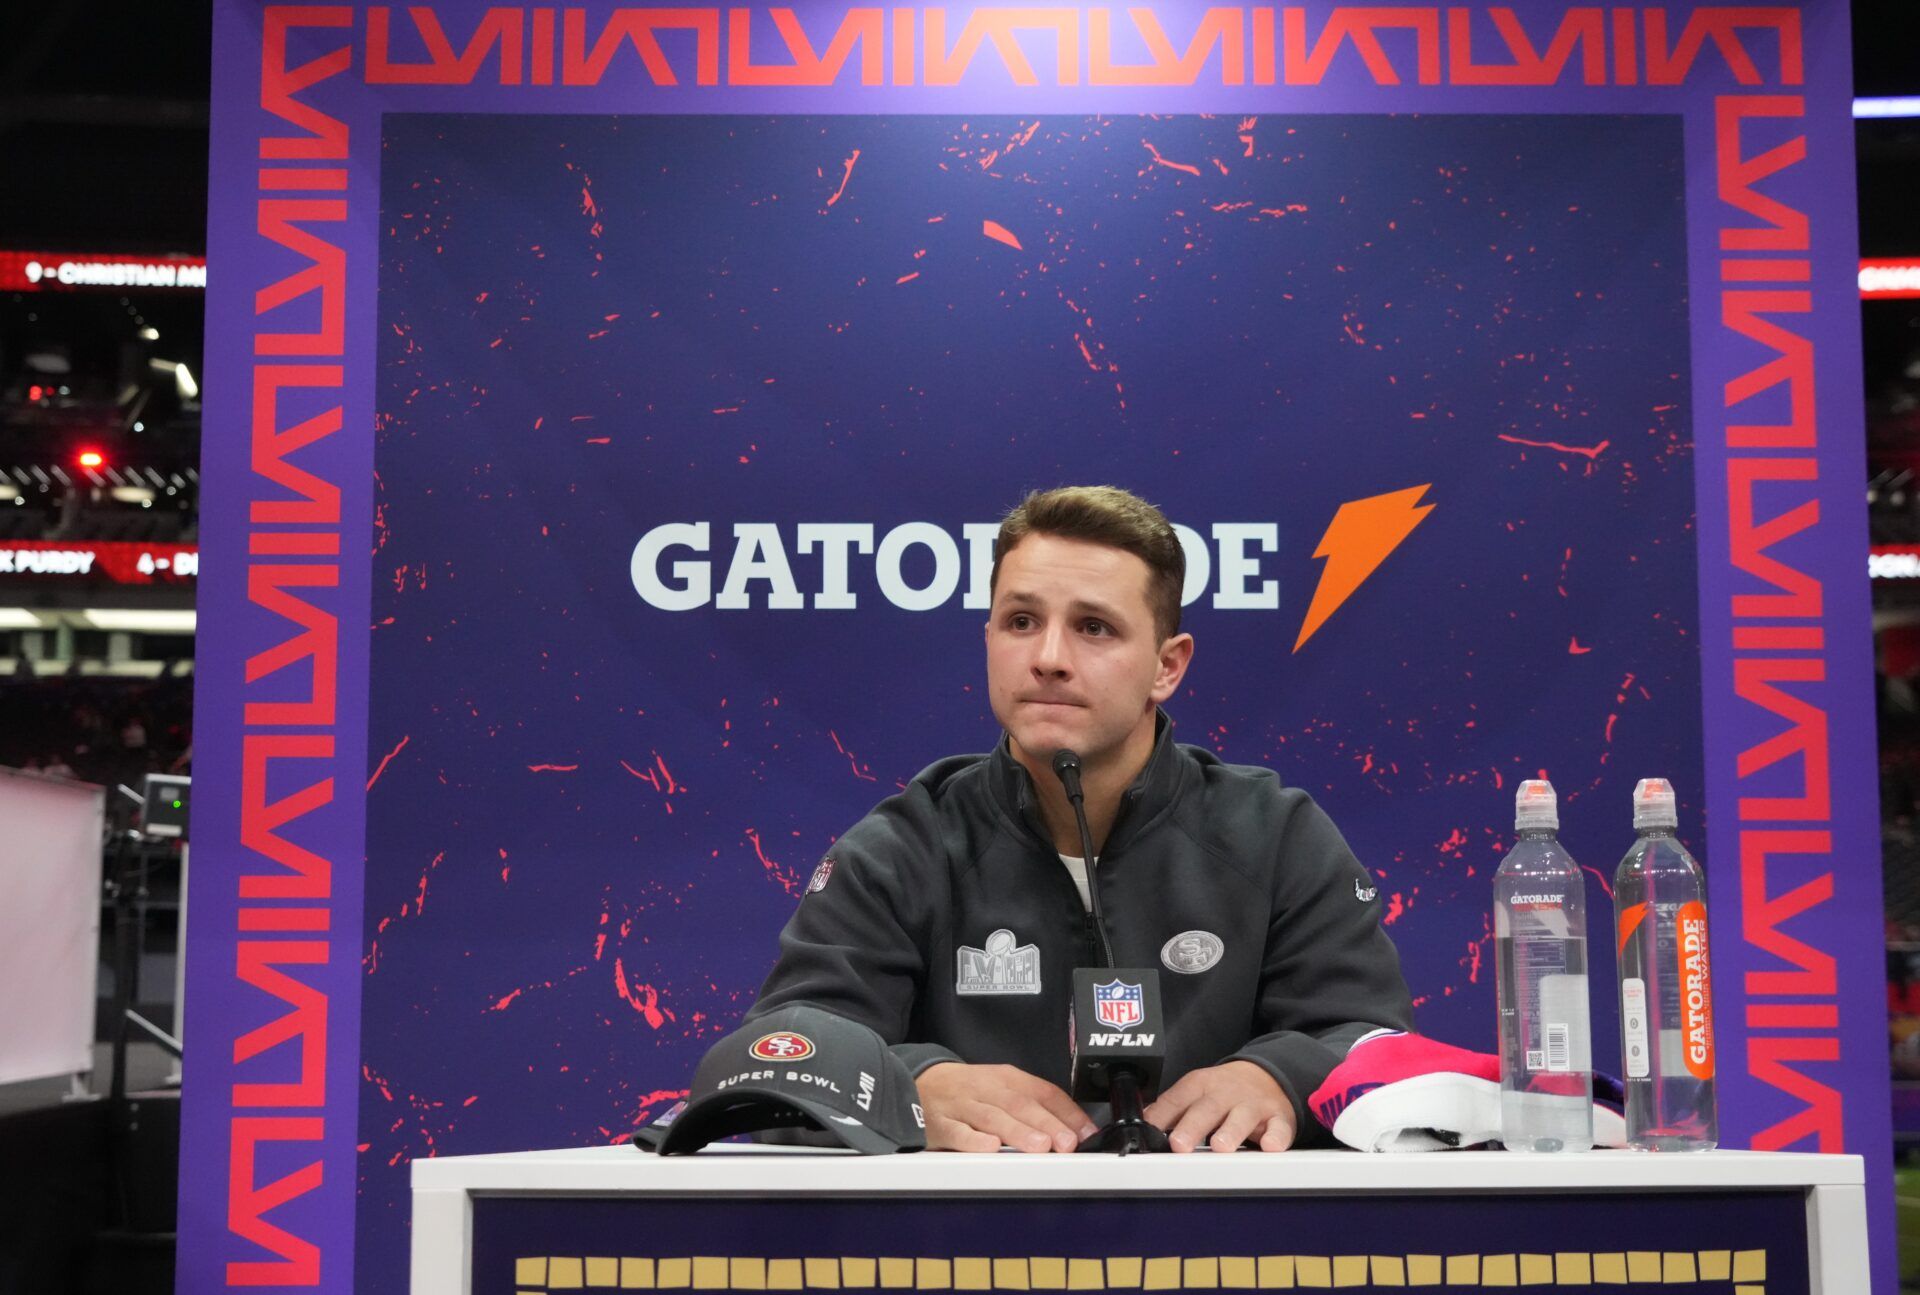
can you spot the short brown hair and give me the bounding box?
[990,486,1185,640]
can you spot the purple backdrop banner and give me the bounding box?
[187,3,1882,1291]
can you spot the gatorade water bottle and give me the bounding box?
[1613,778,1717,1150]
[1493,779,1593,1152]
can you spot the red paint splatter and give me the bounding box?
[1497,433,1610,460]
[828,730,878,782]
[367,734,410,791]
[613,957,668,1028]
[824,148,861,209]
[1141,140,1201,177]
[982,220,1022,250]
[528,762,579,772]
[744,828,805,895]
[1568,637,1591,654]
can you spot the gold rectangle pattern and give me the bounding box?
[954,1258,992,1290]
[506,1246,1775,1295]
[1143,1258,1182,1290]
[1030,1257,1067,1289]
[1255,1257,1293,1289]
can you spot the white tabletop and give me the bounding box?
[412,1143,1863,1196]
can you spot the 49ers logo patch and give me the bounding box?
[750,1031,815,1062]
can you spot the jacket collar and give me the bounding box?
[989,709,1187,857]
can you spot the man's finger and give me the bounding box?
[1208,1103,1265,1155]
[1020,1078,1099,1143]
[1006,1094,1083,1153]
[963,1100,1055,1154]
[1168,1097,1228,1154]
[929,1114,1000,1154]
[1258,1109,1299,1153]
[1141,1074,1201,1129]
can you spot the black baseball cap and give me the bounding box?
[633,1005,927,1155]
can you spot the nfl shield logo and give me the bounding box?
[1094,979,1144,1031]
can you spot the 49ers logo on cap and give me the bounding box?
[750,1031,815,1061]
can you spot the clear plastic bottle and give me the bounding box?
[1613,778,1717,1151]
[1494,779,1593,1152]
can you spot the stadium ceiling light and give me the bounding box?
[82,609,197,633]
[0,608,42,629]
[1854,96,1920,118]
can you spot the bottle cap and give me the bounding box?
[1514,779,1558,831]
[1632,777,1679,830]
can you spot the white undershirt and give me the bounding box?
[1057,853,1094,912]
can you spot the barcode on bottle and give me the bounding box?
[1545,1024,1571,1072]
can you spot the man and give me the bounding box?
[748,486,1413,1152]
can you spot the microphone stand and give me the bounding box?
[1052,750,1168,1155]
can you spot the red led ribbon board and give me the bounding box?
[0,541,198,584]
[0,249,206,292]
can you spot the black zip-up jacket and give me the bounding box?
[747,715,1415,1142]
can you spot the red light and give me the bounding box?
[78,450,105,469]
[28,384,43,401]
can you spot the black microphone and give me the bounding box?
[1050,749,1111,968]
[1051,749,1169,1154]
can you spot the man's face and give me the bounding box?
[985,533,1192,773]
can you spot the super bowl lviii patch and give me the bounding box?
[956,928,1041,995]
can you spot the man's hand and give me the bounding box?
[916,1062,1099,1153]
[1142,1060,1298,1153]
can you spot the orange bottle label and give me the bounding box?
[1678,901,1714,1080]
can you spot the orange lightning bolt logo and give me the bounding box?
[1294,485,1436,652]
